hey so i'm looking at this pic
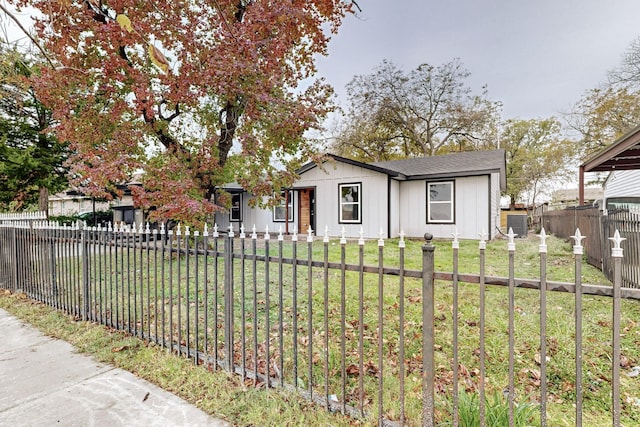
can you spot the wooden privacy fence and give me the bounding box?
[542,206,640,288]
[0,215,638,426]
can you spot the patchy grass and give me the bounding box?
[0,290,355,426]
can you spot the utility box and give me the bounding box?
[506,214,528,237]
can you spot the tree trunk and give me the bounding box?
[39,187,49,216]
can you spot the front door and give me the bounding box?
[298,188,315,234]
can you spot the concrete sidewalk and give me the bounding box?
[0,308,229,426]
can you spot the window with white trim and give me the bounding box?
[427,181,454,223]
[339,183,361,223]
[273,190,294,222]
[230,193,242,222]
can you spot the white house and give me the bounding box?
[216,150,506,240]
[603,170,640,211]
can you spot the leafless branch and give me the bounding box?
[0,3,56,68]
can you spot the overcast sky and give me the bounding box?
[316,0,640,120]
[4,1,640,121]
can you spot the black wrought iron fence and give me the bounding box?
[0,215,637,426]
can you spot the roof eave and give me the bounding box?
[581,124,640,172]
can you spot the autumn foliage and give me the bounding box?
[9,0,353,223]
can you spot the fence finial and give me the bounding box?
[399,229,406,248]
[240,224,246,239]
[251,224,257,240]
[264,225,270,240]
[378,228,385,247]
[228,223,234,238]
[340,226,347,244]
[358,227,365,246]
[203,223,209,237]
[323,225,330,243]
[609,229,626,258]
[571,228,585,255]
[213,223,219,238]
[478,229,487,250]
[306,226,314,243]
[278,225,283,241]
[538,227,548,254]
[292,228,298,242]
[507,227,516,251]
[452,228,460,249]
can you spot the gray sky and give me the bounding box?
[4,1,640,121]
[316,0,640,120]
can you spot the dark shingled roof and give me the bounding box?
[372,149,505,177]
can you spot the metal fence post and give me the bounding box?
[224,225,235,372]
[610,229,624,427]
[422,233,435,427]
[10,226,18,292]
[81,223,90,321]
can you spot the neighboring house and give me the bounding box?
[550,187,603,209]
[603,170,640,211]
[48,191,111,217]
[49,179,144,226]
[215,150,506,240]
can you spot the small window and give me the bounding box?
[427,181,454,223]
[230,193,242,222]
[273,190,294,222]
[339,183,361,224]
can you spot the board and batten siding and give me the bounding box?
[490,172,501,239]
[398,175,492,240]
[294,161,389,238]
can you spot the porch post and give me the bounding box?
[578,165,585,206]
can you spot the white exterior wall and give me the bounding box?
[295,162,389,238]
[490,172,501,239]
[604,170,640,201]
[214,193,298,235]
[388,179,401,238]
[398,175,491,239]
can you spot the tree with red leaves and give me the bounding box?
[7,0,355,223]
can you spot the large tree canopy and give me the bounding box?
[569,86,640,158]
[331,59,501,162]
[8,0,354,223]
[569,36,640,159]
[501,118,576,208]
[0,47,68,212]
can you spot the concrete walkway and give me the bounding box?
[0,308,229,426]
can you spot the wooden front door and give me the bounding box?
[298,188,315,234]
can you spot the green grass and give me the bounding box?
[4,231,640,425]
[0,290,354,426]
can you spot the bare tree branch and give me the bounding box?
[0,3,56,68]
